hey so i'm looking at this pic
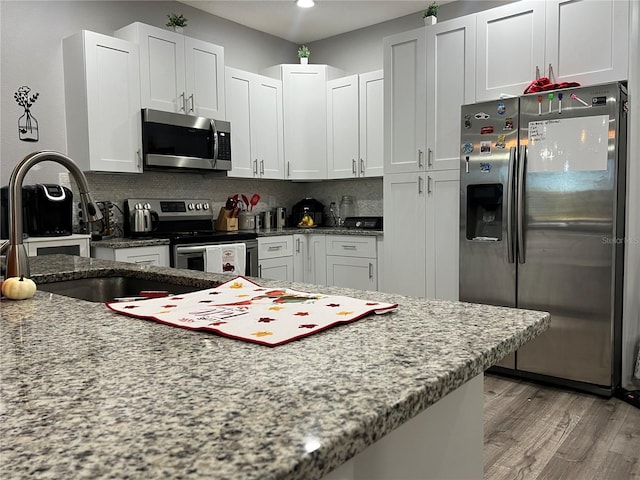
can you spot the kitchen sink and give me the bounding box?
[38,276,208,303]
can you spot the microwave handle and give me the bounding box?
[211,119,219,167]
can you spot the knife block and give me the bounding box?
[215,208,238,231]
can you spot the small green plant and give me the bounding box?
[166,13,188,28]
[424,1,438,17]
[297,45,310,59]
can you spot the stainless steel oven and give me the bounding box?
[124,198,258,276]
[174,240,258,276]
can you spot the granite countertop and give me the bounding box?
[91,228,381,249]
[1,255,550,480]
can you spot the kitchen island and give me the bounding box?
[1,255,550,479]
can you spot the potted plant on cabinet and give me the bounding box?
[423,1,438,25]
[166,13,188,33]
[298,45,310,64]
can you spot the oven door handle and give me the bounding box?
[175,245,207,255]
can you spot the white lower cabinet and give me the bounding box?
[293,234,327,285]
[91,245,169,267]
[326,236,377,291]
[258,236,294,281]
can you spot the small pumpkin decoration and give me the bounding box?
[2,275,37,300]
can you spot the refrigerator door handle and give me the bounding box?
[507,146,516,264]
[517,145,527,264]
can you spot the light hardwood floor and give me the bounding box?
[484,374,640,479]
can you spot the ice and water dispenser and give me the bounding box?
[465,184,503,241]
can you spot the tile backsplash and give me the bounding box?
[83,171,382,233]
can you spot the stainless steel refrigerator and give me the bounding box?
[459,82,627,396]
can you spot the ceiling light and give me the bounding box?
[296,0,315,8]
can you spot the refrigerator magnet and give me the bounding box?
[462,141,474,154]
[497,102,506,115]
[464,114,472,129]
[474,112,490,120]
[480,162,491,172]
[495,134,506,149]
[480,126,494,134]
[480,141,491,155]
[503,117,514,130]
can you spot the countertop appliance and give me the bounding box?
[459,82,627,396]
[141,108,231,173]
[343,216,383,230]
[291,198,325,227]
[123,198,257,276]
[1,184,73,237]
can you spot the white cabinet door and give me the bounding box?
[225,68,254,178]
[545,0,629,85]
[382,172,427,297]
[226,68,284,179]
[259,257,294,281]
[424,169,460,301]
[426,16,476,172]
[116,23,224,118]
[116,23,185,113]
[327,75,360,179]
[326,256,377,292]
[184,36,225,119]
[63,30,142,173]
[475,1,545,101]
[383,28,427,174]
[293,234,307,282]
[253,76,284,179]
[306,234,327,286]
[359,70,384,178]
[282,65,329,180]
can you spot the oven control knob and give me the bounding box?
[188,203,195,210]
[135,203,143,210]
[356,220,362,228]
[195,203,201,210]
[202,203,209,210]
[144,203,151,210]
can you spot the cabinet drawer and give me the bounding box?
[325,235,376,258]
[258,236,293,259]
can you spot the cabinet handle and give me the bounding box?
[188,93,194,113]
[427,148,433,167]
[341,244,357,250]
[258,264,262,277]
[427,175,433,194]
[260,159,265,175]
[287,161,290,177]
[360,158,365,176]
[179,92,186,111]
[352,158,357,175]
[296,238,300,253]
[253,159,258,175]
[368,262,373,279]
[268,245,283,251]
[418,149,424,169]
[136,149,142,170]
[548,63,555,82]
[418,175,424,194]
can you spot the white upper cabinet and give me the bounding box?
[115,23,225,119]
[426,16,476,171]
[226,67,284,179]
[63,30,142,173]
[359,70,384,178]
[327,75,359,179]
[476,0,629,101]
[327,70,384,179]
[476,1,546,101]
[545,0,629,85]
[383,28,427,174]
[263,64,343,180]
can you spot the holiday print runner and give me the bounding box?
[106,276,397,346]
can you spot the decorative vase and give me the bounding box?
[18,109,39,142]
[300,57,309,65]
[171,26,184,34]
[424,15,437,26]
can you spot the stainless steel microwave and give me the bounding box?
[141,108,231,173]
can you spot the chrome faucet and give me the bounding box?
[3,151,103,278]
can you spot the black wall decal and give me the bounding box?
[14,85,40,142]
